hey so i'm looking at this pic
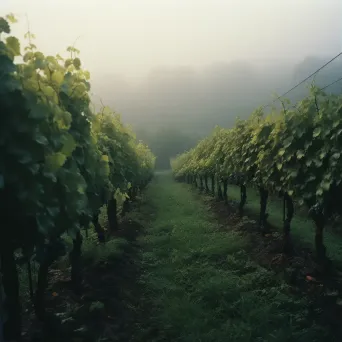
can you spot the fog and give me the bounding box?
[1,0,341,168]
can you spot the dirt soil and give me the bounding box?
[22,216,146,342]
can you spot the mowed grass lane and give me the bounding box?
[129,173,330,342]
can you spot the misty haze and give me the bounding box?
[2,1,342,341]
[2,0,341,168]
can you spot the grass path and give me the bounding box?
[128,173,331,342]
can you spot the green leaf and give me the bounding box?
[290,170,298,178]
[51,71,64,85]
[34,51,44,60]
[73,58,81,69]
[296,150,304,159]
[89,301,104,312]
[6,36,21,56]
[319,151,326,160]
[25,43,37,51]
[314,159,323,167]
[0,17,10,34]
[283,138,292,148]
[23,51,34,62]
[307,175,316,182]
[34,52,45,69]
[64,58,73,68]
[306,159,312,167]
[42,86,57,101]
[54,109,72,129]
[43,172,57,183]
[22,64,35,78]
[5,14,17,24]
[60,134,76,156]
[45,152,67,171]
[83,70,90,80]
[278,149,285,156]
[313,127,321,138]
[333,120,340,128]
[73,83,87,97]
[35,133,48,145]
[316,188,323,196]
[321,181,331,191]
[24,32,36,40]
[332,152,340,159]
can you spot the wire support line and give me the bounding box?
[262,51,342,109]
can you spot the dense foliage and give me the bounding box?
[0,15,155,340]
[172,85,342,265]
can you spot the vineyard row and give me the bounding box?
[0,15,155,340]
[172,85,342,270]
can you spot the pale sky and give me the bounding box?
[1,0,341,81]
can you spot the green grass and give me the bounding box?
[81,232,128,266]
[131,173,331,342]
[225,184,342,263]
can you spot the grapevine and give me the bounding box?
[172,84,342,267]
[0,15,155,340]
